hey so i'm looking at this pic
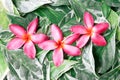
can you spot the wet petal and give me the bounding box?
[53,48,63,67]
[27,17,39,34]
[84,12,94,28]
[31,33,49,44]
[77,35,90,48]
[9,24,26,37]
[93,22,109,33]
[38,40,57,50]
[63,45,81,56]
[70,25,87,34]
[64,34,80,45]
[91,33,107,46]
[23,41,36,59]
[51,24,63,42]
[7,38,25,50]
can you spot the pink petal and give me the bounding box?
[31,33,49,44]
[51,24,63,42]
[93,22,109,34]
[84,12,94,28]
[7,38,25,50]
[53,48,63,67]
[91,33,107,46]
[23,41,36,59]
[27,17,39,34]
[38,40,57,50]
[70,25,87,34]
[63,45,81,56]
[64,34,80,45]
[9,24,26,37]
[77,35,90,48]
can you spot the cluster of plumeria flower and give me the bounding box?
[7,11,109,67]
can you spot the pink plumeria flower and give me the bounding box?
[70,11,109,48]
[7,17,48,59]
[38,24,81,67]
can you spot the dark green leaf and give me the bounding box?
[51,0,69,6]
[93,29,116,73]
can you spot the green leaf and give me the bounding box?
[107,10,119,28]
[35,6,68,24]
[0,52,8,80]
[74,42,98,80]
[101,2,111,18]
[7,13,36,29]
[4,49,44,80]
[12,0,52,13]
[51,60,78,80]
[0,1,9,29]
[51,0,69,6]
[93,29,116,73]
[68,0,86,22]
[99,65,120,80]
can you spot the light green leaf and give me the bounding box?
[93,29,116,73]
[74,42,98,80]
[13,0,52,13]
[51,60,78,80]
[4,49,44,80]
[0,1,9,29]
[107,10,119,28]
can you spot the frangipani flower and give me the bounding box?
[38,24,81,67]
[70,12,109,48]
[7,17,48,59]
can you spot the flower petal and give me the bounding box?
[38,40,57,50]
[91,33,107,46]
[27,17,39,34]
[63,45,81,56]
[7,38,25,50]
[77,35,90,48]
[84,12,94,28]
[70,25,87,34]
[64,34,80,44]
[31,33,49,44]
[9,24,26,37]
[93,22,109,33]
[53,48,63,67]
[51,24,63,42]
[23,41,36,59]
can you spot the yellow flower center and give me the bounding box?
[22,34,31,42]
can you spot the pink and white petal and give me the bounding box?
[53,48,63,67]
[23,41,36,59]
[63,45,81,56]
[93,22,109,33]
[64,34,80,45]
[9,24,26,37]
[7,38,25,50]
[91,33,107,46]
[51,24,63,42]
[38,40,57,50]
[77,35,90,48]
[31,33,49,44]
[70,25,87,34]
[84,12,94,28]
[27,17,39,34]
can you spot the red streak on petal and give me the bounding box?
[22,34,31,42]
[55,40,64,49]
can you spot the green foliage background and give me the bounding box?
[0,0,120,80]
